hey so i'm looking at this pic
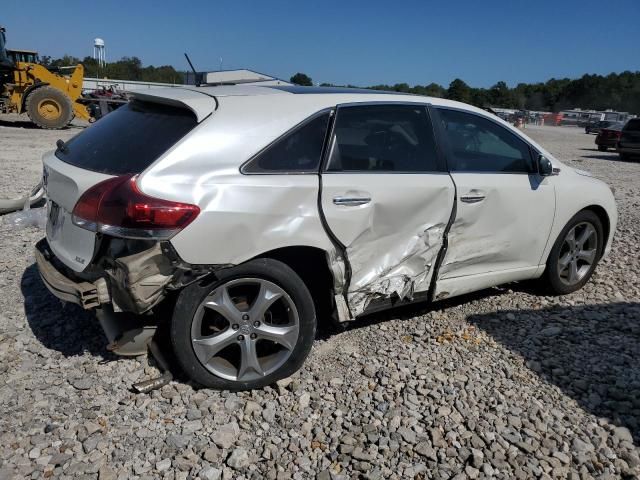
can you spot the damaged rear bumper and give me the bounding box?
[35,238,110,309]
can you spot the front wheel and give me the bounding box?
[171,259,316,390]
[544,210,603,295]
[25,86,74,129]
[597,145,607,152]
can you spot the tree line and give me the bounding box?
[39,54,640,114]
[41,55,184,84]
[298,72,640,114]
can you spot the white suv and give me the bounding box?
[36,85,617,390]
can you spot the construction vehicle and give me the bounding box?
[0,26,91,129]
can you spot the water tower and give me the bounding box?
[93,38,106,66]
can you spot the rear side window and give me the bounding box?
[55,100,197,175]
[625,119,640,131]
[438,108,534,173]
[242,112,330,173]
[326,104,439,172]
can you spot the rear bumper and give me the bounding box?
[35,238,110,309]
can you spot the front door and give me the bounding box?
[432,107,556,299]
[320,103,455,317]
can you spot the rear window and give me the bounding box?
[241,111,330,173]
[625,119,640,131]
[55,100,197,175]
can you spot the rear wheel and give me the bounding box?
[597,145,607,152]
[25,86,74,129]
[544,210,603,295]
[171,259,316,390]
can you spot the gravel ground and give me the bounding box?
[0,116,638,480]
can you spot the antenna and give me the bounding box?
[184,53,199,85]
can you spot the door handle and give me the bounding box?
[333,196,371,207]
[460,192,486,204]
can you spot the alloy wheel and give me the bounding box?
[557,222,598,286]
[190,278,300,382]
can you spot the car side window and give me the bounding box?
[437,108,534,173]
[242,112,330,173]
[326,104,439,172]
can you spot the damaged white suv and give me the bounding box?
[36,85,617,390]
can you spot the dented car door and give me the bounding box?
[431,107,556,300]
[320,103,455,317]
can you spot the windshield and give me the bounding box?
[55,100,197,175]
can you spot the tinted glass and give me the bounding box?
[243,112,330,173]
[625,119,640,131]
[327,105,439,172]
[438,108,533,173]
[55,101,197,175]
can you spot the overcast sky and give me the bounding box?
[3,0,639,87]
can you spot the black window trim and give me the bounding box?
[240,108,333,175]
[321,101,449,175]
[433,106,538,175]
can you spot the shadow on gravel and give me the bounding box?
[0,119,85,130]
[21,263,117,360]
[468,302,640,444]
[325,283,525,339]
[578,150,638,163]
[0,119,41,129]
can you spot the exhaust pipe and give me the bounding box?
[132,339,173,394]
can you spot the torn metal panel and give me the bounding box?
[346,222,446,316]
[319,173,455,318]
[107,244,174,313]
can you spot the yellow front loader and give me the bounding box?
[0,27,90,129]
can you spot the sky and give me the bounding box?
[3,0,639,88]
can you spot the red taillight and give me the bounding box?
[72,175,200,240]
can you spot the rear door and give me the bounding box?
[320,103,455,317]
[431,107,555,299]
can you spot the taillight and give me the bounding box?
[72,175,200,240]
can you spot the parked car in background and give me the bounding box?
[595,123,624,151]
[586,120,623,135]
[617,118,640,161]
[36,85,618,390]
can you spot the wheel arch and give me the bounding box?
[544,204,611,265]
[254,246,338,326]
[582,204,610,258]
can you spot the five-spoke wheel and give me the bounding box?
[191,278,300,382]
[545,210,603,294]
[171,259,316,390]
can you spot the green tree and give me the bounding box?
[446,78,472,103]
[290,72,313,86]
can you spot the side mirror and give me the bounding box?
[537,154,554,176]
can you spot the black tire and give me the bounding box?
[597,145,607,152]
[171,258,316,390]
[25,86,74,129]
[543,210,604,295]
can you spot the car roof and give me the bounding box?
[130,84,485,119]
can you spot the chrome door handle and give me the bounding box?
[333,196,371,206]
[460,194,485,204]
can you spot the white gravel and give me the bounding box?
[0,116,638,479]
